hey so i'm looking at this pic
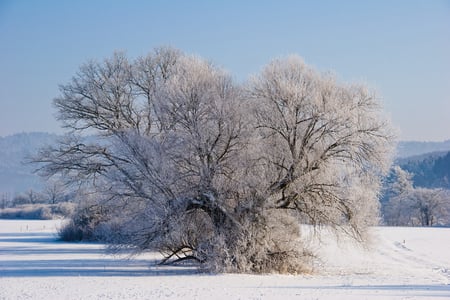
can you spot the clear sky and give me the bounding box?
[1,0,449,141]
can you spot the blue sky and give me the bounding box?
[1,0,449,141]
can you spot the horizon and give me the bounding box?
[1,1,449,141]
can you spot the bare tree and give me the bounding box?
[383,166,415,226]
[411,188,448,226]
[1,193,10,209]
[44,180,68,204]
[34,49,394,273]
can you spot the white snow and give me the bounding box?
[0,220,449,299]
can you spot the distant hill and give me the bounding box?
[394,140,450,189]
[396,140,450,158]
[0,132,59,196]
[398,150,450,189]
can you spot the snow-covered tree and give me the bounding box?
[383,166,415,225]
[34,48,394,273]
[383,166,450,226]
[411,187,448,226]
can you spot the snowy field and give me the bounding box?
[0,220,449,299]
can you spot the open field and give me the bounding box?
[0,220,449,299]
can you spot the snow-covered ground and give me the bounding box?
[0,220,449,299]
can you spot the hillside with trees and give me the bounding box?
[397,151,450,189]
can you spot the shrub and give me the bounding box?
[58,203,109,241]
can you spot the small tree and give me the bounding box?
[411,187,448,226]
[383,166,415,225]
[34,48,394,273]
[44,180,68,204]
[1,193,10,209]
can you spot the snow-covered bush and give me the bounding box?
[58,202,109,241]
[200,209,314,274]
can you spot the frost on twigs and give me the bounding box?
[33,48,394,274]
